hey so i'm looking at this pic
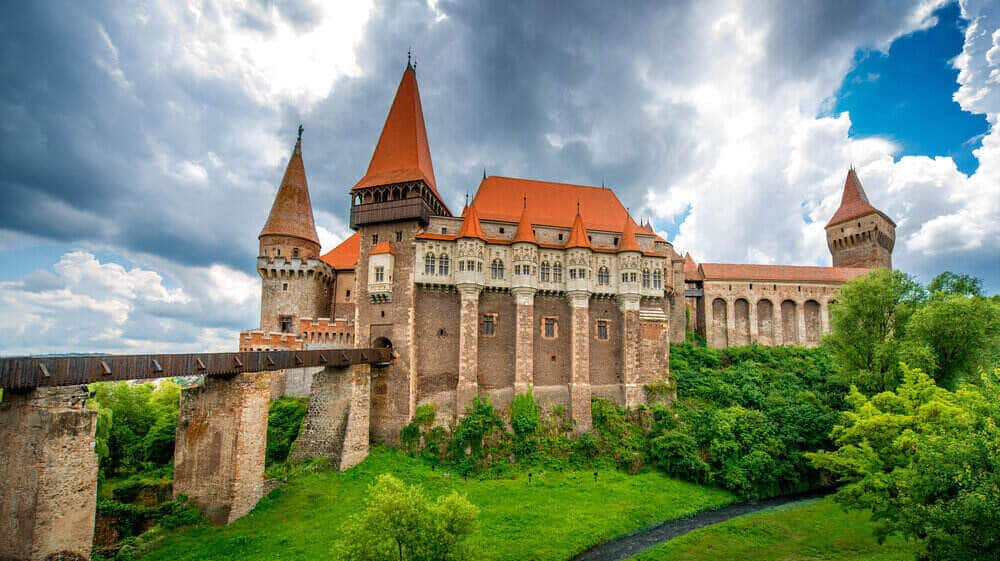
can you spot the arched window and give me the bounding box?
[642,269,651,288]
[652,269,662,289]
[438,254,450,275]
[597,266,610,286]
[491,258,505,279]
[553,262,563,282]
[424,253,435,275]
[540,261,551,282]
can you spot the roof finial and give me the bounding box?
[523,194,527,210]
[293,124,303,155]
[483,167,487,180]
[576,200,581,215]
[297,124,304,142]
[602,177,606,189]
[465,191,469,208]
[407,47,413,69]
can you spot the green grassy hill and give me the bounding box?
[629,496,916,561]
[138,447,733,561]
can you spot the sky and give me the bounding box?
[0,0,997,356]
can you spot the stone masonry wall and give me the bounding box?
[589,298,623,404]
[477,291,516,397]
[291,364,371,470]
[0,387,98,561]
[414,287,460,420]
[174,373,271,525]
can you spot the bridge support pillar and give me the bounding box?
[291,364,371,470]
[0,386,98,561]
[173,372,272,525]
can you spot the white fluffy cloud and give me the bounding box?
[0,252,258,356]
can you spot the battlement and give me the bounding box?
[238,331,304,352]
[256,256,335,281]
[239,317,355,352]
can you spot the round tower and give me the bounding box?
[825,168,896,269]
[256,128,332,335]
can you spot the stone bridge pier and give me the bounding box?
[0,387,98,561]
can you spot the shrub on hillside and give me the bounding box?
[266,397,308,465]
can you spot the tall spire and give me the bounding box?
[260,130,320,246]
[826,168,882,227]
[618,215,641,252]
[565,205,591,249]
[353,63,439,196]
[513,197,537,244]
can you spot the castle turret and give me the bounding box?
[825,168,895,269]
[256,129,332,334]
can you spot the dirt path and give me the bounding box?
[570,494,822,561]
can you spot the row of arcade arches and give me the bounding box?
[709,298,831,347]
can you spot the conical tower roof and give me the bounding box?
[260,130,320,246]
[826,168,887,227]
[565,205,591,249]
[353,64,439,195]
[458,203,486,240]
[618,216,641,252]
[512,198,537,244]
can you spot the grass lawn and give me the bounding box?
[139,447,733,561]
[629,496,917,561]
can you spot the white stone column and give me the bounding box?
[512,288,535,394]
[569,291,593,432]
[456,285,481,418]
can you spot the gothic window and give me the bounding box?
[598,267,610,285]
[477,261,482,272]
[553,263,563,282]
[596,319,609,341]
[642,269,651,288]
[424,253,436,275]
[459,260,465,272]
[439,254,450,275]
[653,269,662,289]
[570,268,577,280]
[514,264,521,275]
[481,314,496,337]
[374,266,385,282]
[491,258,505,279]
[621,273,628,283]
[630,272,637,283]
[540,261,551,281]
[283,283,288,291]
[542,316,558,339]
[396,231,403,242]
[371,234,379,245]
[279,316,293,333]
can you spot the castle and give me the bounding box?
[239,61,895,441]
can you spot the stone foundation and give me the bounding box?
[173,372,272,525]
[0,387,98,561]
[291,364,371,470]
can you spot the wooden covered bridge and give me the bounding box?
[0,347,393,561]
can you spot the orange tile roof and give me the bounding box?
[457,204,486,240]
[471,176,632,232]
[826,168,894,227]
[260,137,320,245]
[415,232,457,241]
[699,263,870,283]
[565,208,592,249]
[354,66,440,198]
[370,241,394,255]
[512,203,537,244]
[320,232,360,270]
[618,216,641,252]
[683,253,703,280]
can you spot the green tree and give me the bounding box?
[824,269,928,393]
[89,379,181,476]
[333,474,479,561]
[808,366,1000,561]
[927,271,983,297]
[906,293,998,388]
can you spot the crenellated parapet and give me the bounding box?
[256,256,335,283]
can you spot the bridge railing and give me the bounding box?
[0,348,393,391]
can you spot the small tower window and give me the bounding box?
[653,269,663,289]
[372,234,379,245]
[276,249,281,256]
[345,290,351,299]
[499,227,505,234]
[283,283,288,291]
[441,227,448,234]
[439,254,450,275]
[598,267,610,285]
[540,261,551,282]
[642,269,651,288]
[481,314,496,337]
[542,317,558,339]
[595,319,609,341]
[553,263,563,282]
[491,258,505,279]
[425,253,436,275]
[375,266,385,282]
[292,247,299,258]
[396,231,403,242]
[558,233,564,241]
[279,316,293,333]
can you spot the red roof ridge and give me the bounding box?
[458,204,486,240]
[260,134,320,245]
[353,66,440,199]
[319,232,360,270]
[370,241,394,255]
[565,206,591,249]
[512,199,537,244]
[699,262,871,283]
[618,216,641,252]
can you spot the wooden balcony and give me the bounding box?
[350,199,430,228]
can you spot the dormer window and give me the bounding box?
[558,233,564,241]
[441,227,447,234]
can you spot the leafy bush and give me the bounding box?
[266,397,308,465]
[333,474,478,561]
[89,380,181,478]
[809,366,1000,561]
